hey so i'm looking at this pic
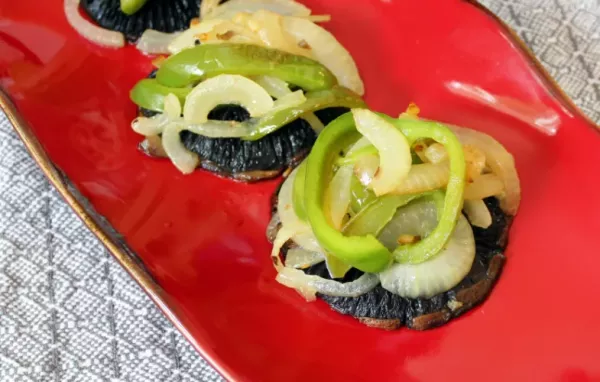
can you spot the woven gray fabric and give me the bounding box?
[0,1,598,381]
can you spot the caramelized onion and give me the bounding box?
[464,173,505,200]
[276,267,379,300]
[136,30,180,54]
[65,0,124,48]
[352,109,412,196]
[204,0,311,21]
[183,74,274,123]
[283,16,364,95]
[325,165,353,230]
[285,248,325,269]
[277,168,324,253]
[378,200,476,298]
[463,199,492,228]
[161,123,199,174]
[451,126,520,215]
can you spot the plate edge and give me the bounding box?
[0,3,597,381]
[0,90,233,382]
[466,0,599,129]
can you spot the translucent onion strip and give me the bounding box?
[250,10,309,57]
[353,154,379,187]
[451,126,520,215]
[392,163,450,195]
[136,30,181,54]
[253,75,323,133]
[302,112,326,133]
[277,267,380,299]
[283,16,364,95]
[325,165,353,230]
[133,113,257,139]
[253,75,292,98]
[423,143,448,164]
[65,0,125,48]
[204,0,312,21]
[352,109,412,196]
[464,173,504,200]
[270,90,306,113]
[463,199,492,228]
[168,19,223,54]
[323,164,354,278]
[378,200,476,299]
[183,74,274,123]
[200,0,221,19]
[277,167,324,253]
[354,154,505,201]
[464,144,486,181]
[163,93,182,118]
[285,248,325,269]
[132,114,171,136]
[271,215,377,300]
[161,123,199,174]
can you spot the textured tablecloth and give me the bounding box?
[1,1,599,381]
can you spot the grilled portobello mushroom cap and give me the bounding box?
[80,0,201,42]
[270,196,511,330]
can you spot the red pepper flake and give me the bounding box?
[397,234,421,244]
[151,55,167,68]
[194,33,210,42]
[298,39,312,49]
[406,102,420,117]
[190,18,200,27]
[217,31,235,41]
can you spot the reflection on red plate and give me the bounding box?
[1,0,600,381]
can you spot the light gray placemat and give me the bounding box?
[1,1,599,381]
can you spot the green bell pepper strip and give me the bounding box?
[343,193,421,237]
[335,144,378,166]
[242,86,365,141]
[120,0,148,15]
[130,79,191,112]
[383,116,466,264]
[155,44,338,91]
[130,81,364,139]
[349,175,376,215]
[304,113,391,273]
[304,112,466,272]
[292,162,307,221]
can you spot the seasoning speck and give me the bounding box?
[298,39,311,49]
[217,30,235,41]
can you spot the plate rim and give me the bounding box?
[0,1,598,381]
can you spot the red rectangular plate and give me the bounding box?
[2,1,600,380]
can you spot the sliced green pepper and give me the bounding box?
[243,86,365,141]
[130,79,191,112]
[335,144,378,166]
[304,113,391,273]
[344,193,421,237]
[156,44,338,91]
[120,0,148,15]
[304,112,466,272]
[384,116,466,264]
[292,162,307,221]
[349,175,376,215]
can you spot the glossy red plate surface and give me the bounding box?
[2,1,600,381]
